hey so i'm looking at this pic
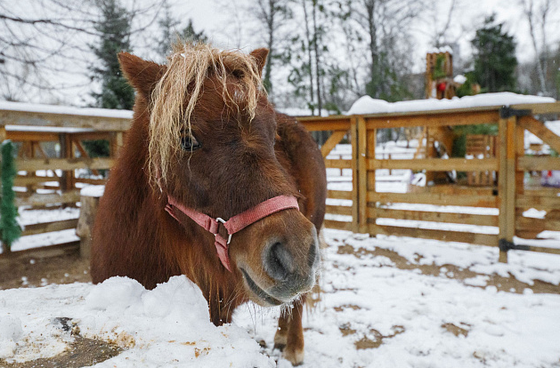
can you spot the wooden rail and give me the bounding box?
[1,101,560,261]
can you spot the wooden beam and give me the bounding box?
[328,190,353,200]
[325,205,353,216]
[365,110,499,129]
[6,131,60,142]
[367,158,498,171]
[15,190,80,207]
[321,130,348,158]
[0,241,79,260]
[511,102,560,115]
[325,160,352,169]
[517,156,560,171]
[324,219,353,231]
[372,208,499,227]
[22,219,79,236]
[357,117,368,233]
[16,157,115,171]
[375,225,498,247]
[0,109,130,131]
[517,195,560,210]
[368,192,498,208]
[350,118,360,233]
[518,116,560,153]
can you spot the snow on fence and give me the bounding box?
[298,97,560,263]
[1,97,560,263]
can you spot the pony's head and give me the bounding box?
[118,43,319,306]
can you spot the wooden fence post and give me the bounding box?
[498,113,517,263]
[351,118,360,233]
[76,188,102,258]
[357,117,368,234]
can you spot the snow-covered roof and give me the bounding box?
[0,101,133,119]
[347,92,556,116]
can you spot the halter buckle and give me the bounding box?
[216,217,232,244]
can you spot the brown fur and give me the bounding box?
[90,44,326,365]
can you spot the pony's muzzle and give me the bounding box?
[262,225,319,300]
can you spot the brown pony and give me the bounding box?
[90,43,326,365]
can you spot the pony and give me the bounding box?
[90,43,327,366]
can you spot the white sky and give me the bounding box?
[177,0,559,68]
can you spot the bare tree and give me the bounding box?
[350,0,425,100]
[0,0,162,104]
[519,0,556,96]
[248,0,291,94]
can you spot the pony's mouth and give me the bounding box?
[240,268,284,306]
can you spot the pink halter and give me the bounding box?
[165,195,299,272]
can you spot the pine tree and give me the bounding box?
[90,0,134,110]
[1,141,21,253]
[88,0,134,158]
[471,15,518,92]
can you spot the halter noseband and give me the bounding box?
[165,195,300,272]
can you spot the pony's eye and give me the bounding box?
[181,135,202,151]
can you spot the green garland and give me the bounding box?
[1,140,21,252]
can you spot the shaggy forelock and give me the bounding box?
[148,43,264,190]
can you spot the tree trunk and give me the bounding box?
[302,0,315,114]
[311,0,322,115]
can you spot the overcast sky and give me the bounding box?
[176,0,559,69]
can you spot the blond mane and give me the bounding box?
[148,43,264,190]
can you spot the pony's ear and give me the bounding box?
[118,52,166,98]
[249,48,269,77]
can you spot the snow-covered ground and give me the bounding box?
[1,229,560,367]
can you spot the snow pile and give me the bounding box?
[347,92,556,115]
[0,276,274,367]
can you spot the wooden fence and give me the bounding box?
[0,103,130,256]
[299,102,560,262]
[1,101,560,262]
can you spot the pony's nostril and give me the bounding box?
[265,242,294,281]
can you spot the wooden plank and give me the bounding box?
[321,130,348,158]
[368,192,498,208]
[518,156,560,171]
[357,117,368,233]
[325,159,352,169]
[524,187,560,197]
[375,225,498,247]
[328,190,353,200]
[323,220,354,231]
[368,158,498,171]
[366,127,377,235]
[505,116,517,250]
[15,190,80,207]
[372,208,499,227]
[21,219,79,236]
[497,117,509,262]
[6,131,60,142]
[297,116,352,132]
[16,157,115,171]
[326,205,353,216]
[516,216,560,232]
[508,244,560,255]
[14,176,59,186]
[350,118,360,233]
[511,102,560,115]
[0,241,79,261]
[517,195,560,210]
[364,110,499,129]
[518,116,560,153]
[0,109,130,131]
[74,178,107,185]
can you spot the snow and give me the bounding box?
[347,92,556,115]
[0,276,274,367]
[80,185,105,198]
[2,231,560,367]
[0,101,133,119]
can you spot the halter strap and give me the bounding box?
[165,195,299,272]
